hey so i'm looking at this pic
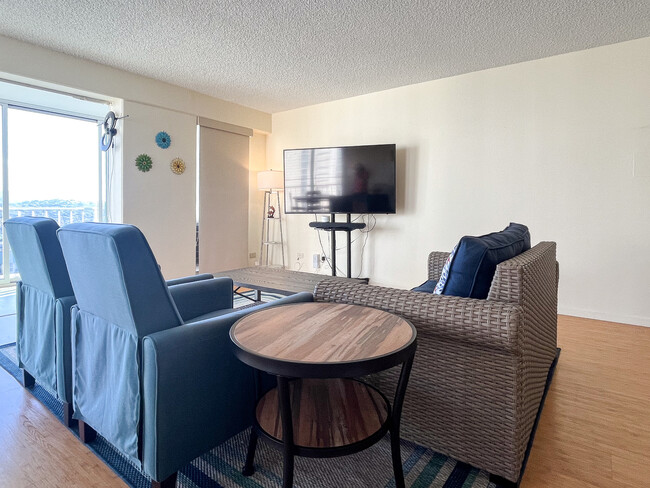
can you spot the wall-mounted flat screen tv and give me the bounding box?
[283,144,396,214]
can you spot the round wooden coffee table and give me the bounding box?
[230,302,417,488]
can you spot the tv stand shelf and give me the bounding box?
[308,222,366,231]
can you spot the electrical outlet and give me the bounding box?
[313,254,321,269]
[249,252,256,259]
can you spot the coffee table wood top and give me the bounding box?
[230,302,416,378]
[212,266,366,295]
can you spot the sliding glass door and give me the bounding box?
[0,103,104,283]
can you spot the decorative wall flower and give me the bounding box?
[135,154,153,172]
[171,158,186,175]
[155,131,171,149]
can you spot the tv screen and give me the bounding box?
[283,144,396,214]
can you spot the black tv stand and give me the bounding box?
[309,214,366,278]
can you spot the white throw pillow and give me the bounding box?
[433,244,458,295]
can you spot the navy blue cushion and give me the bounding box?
[442,223,531,299]
[411,279,438,293]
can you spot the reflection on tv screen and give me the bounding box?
[283,144,396,214]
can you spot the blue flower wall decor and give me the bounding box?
[155,131,171,149]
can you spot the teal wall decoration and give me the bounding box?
[156,131,171,149]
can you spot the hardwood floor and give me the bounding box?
[521,315,650,488]
[0,366,124,487]
[0,315,648,487]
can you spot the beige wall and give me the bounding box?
[248,132,288,267]
[248,132,267,266]
[267,37,650,327]
[122,102,197,278]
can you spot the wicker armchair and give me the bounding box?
[313,242,558,484]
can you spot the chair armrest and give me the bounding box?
[487,241,558,360]
[168,277,233,322]
[428,251,450,280]
[142,315,253,481]
[141,291,313,481]
[314,280,522,352]
[165,273,213,287]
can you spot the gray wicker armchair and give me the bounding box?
[313,242,558,484]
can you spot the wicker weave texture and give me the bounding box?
[314,242,558,483]
[427,251,450,281]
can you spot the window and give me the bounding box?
[0,81,110,283]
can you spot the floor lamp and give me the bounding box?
[257,170,285,268]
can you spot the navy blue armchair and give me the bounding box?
[3,216,77,426]
[57,222,312,488]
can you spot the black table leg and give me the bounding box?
[277,376,295,488]
[242,429,258,475]
[243,369,262,476]
[233,286,260,303]
[390,354,415,488]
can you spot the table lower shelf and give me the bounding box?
[255,378,390,452]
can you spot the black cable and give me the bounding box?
[313,213,376,277]
[314,213,347,275]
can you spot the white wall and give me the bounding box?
[267,37,650,327]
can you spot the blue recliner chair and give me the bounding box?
[2,217,211,428]
[3,216,77,426]
[57,222,312,488]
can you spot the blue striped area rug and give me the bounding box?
[181,428,502,488]
[0,342,512,488]
[233,291,286,308]
[0,288,541,488]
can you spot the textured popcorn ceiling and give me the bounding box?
[0,1,648,113]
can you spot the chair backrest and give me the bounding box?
[3,217,74,298]
[57,223,182,337]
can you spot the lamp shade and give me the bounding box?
[257,170,284,190]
